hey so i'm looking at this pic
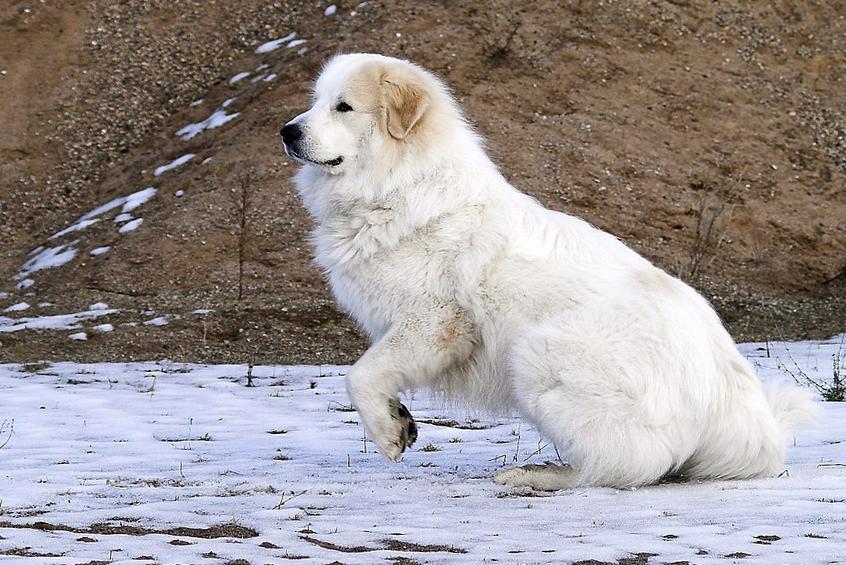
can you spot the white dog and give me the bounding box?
[281,53,816,490]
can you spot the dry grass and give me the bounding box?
[778,337,845,402]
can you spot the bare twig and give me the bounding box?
[327,401,356,413]
[778,338,844,401]
[523,440,553,462]
[228,167,257,301]
[682,196,733,280]
[553,443,565,465]
[489,454,508,466]
[273,489,307,510]
[679,167,748,281]
[0,419,14,449]
[512,423,521,462]
[470,7,523,66]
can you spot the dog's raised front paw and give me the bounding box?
[373,398,417,461]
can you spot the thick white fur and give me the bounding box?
[284,53,817,489]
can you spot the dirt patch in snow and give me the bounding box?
[0,520,258,539]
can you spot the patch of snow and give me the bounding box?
[90,246,110,256]
[255,63,269,72]
[229,71,250,85]
[190,98,204,107]
[325,4,337,16]
[297,46,309,56]
[0,306,117,333]
[255,32,297,54]
[175,190,185,197]
[114,213,133,223]
[89,302,109,311]
[4,302,30,313]
[78,196,126,221]
[79,187,157,222]
[176,110,240,141]
[92,323,114,333]
[288,38,307,48]
[263,73,277,82]
[121,187,157,213]
[143,314,179,327]
[68,331,87,341]
[16,279,34,290]
[221,97,236,108]
[48,218,99,240]
[154,153,195,176]
[0,291,8,299]
[17,242,78,278]
[0,336,843,563]
[191,308,214,315]
[118,218,144,233]
[250,73,267,83]
[37,302,53,308]
[202,157,213,165]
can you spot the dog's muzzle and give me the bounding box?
[279,122,344,167]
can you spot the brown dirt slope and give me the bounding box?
[1,0,844,364]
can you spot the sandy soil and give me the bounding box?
[1,1,844,363]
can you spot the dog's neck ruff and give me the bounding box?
[302,156,485,269]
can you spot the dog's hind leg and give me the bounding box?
[493,462,578,491]
[501,321,687,489]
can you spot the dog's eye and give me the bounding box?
[335,101,353,113]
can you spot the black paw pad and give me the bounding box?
[404,411,418,447]
[391,399,418,451]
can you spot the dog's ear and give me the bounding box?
[381,72,430,140]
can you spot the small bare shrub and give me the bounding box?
[227,166,258,301]
[780,339,845,402]
[468,4,524,66]
[679,196,733,281]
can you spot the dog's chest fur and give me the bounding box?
[311,199,467,340]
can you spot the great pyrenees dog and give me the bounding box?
[281,53,816,490]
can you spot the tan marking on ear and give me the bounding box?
[381,72,430,140]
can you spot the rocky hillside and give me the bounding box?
[1,0,844,364]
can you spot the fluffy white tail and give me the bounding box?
[765,383,820,441]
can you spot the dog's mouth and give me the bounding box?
[284,144,344,167]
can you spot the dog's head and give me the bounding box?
[281,54,441,174]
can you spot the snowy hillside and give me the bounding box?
[0,336,844,564]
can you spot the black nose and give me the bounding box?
[281,123,302,146]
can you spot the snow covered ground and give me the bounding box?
[0,336,843,564]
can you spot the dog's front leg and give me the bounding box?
[346,309,474,461]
